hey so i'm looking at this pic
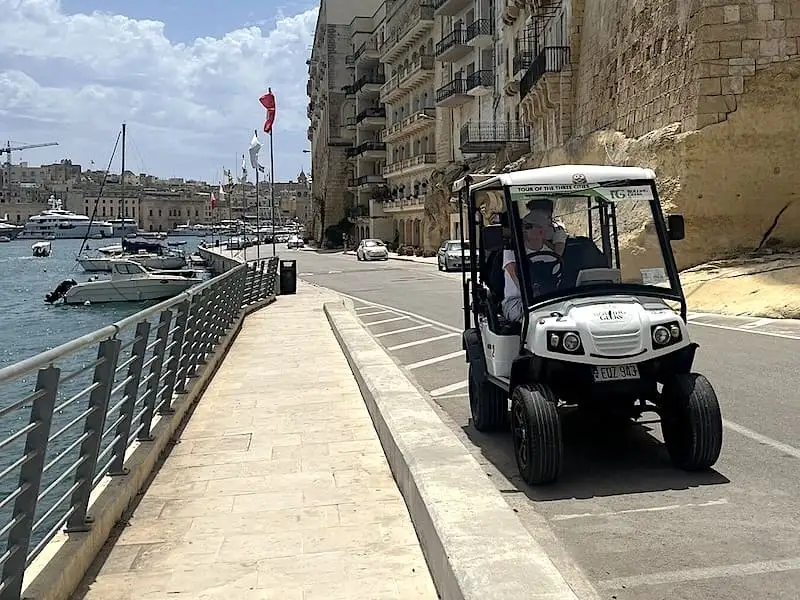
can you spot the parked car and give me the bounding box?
[437,239,469,271]
[287,235,304,249]
[356,239,389,261]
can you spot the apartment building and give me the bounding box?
[345,5,389,242]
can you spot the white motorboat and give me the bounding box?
[47,259,198,304]
[0,215,22,239]
[32,241,52,257]
[77,250,187,272]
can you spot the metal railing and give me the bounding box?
[520,46,570,101]
[465,19,493,42]
[435,28,466,57]
[0,257,278,600]
[436,78,467,103]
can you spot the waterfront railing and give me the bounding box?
[0,256,278,600]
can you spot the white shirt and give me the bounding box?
[502,249,557,299]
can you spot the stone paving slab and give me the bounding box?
[72,283,438,600]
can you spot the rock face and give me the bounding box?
[515,0,800,271]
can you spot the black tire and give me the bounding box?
[468,363,507,431]
[661,373,723,471]
[510,385,562,485]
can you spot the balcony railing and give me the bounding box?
[345,54,355,66]
[356,107,387,123]
[459,121,530,153]
[513,50,535,76]
[354,73,386,92]
[466,70,493,91]
[435,28,465,57]
[382,153,437,176]
[381,2,435,56]
[346,141,387,158]
[356,174,386,186]
[353,38,378,61]
[520,46,571,100]
[465,19,493,42]
[436,78,467,103]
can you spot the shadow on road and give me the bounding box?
[462,410,730,502]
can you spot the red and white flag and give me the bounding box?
[259,88,276,134]
[210,191,217,210]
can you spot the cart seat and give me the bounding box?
[477,286,521,336]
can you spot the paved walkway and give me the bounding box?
[73,283,438,600]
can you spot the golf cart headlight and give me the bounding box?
[669,323,681,339]
[562,332,581,352]
[547,331,583,354]
[652,325,671,345]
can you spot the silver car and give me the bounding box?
[437,239,468,271]
[356,239,389,261]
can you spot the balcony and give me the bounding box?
[434,0,472,17]
[466,70,493,96]
[346,204,370,219]
[354,38,380,64]
[345,116,358,130]
[383,196,426,212]
[381,108,436,143]
[380,54,435,103]
[382,153,437,177]
[343,83,356,98]
[346,54,355,68]
[520,46,571,101]
[435,29,470,63]
[354,174,386,188]
[459,121,530,153]
[355,107,386,129]
[346,140,387,160]
[465,19,493,48]
[380,2,435,63]
[354,73,386,96]
[436,78,470,107]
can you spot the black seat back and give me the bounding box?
[560,236,608,287]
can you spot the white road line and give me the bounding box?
[388,333,460,350]
[374,324,433,338]
[550,498,729,522]
[358,310,390,317]
[353,305,373,312]
[406,350,464,371]
[430,380,468,397]
[597,556,800,590]
[741,317,773,328]
[724,419,800,459]
[432,393,469,400]
[335,292,461,332]
[363,316,409,326]
[689,320,800,340]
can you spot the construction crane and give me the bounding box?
[1,140,59,187]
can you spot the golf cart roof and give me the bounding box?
[452,165,657,194]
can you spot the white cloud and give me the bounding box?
[0,0,317,180]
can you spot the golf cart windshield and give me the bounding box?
[497,181,680,306]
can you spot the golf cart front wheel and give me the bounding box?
[510,385,562,485]
[661,373,723,471]
[468,364,506,431]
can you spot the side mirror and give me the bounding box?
[667,214,685,241]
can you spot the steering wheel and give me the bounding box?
[524,249,564,295]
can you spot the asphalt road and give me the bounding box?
[288,248,800,600]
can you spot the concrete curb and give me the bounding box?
[342,249,437,265]
[324,301,581,600]
[21,297,275,600]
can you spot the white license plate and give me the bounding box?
[592,364,640,382]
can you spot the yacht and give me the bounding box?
[18,196,114,240]
[107,218,138,237]
[169,222,212,237]
[77,236,187,272]
[0,214,22,239]
[48,259,198,304]
[32,241,52,257]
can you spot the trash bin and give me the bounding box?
[279,259,297,295]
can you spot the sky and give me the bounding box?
[0,0,318,183]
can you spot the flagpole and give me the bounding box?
[270,130,276,257]
[254,130,261,260]
[242,154,247,263]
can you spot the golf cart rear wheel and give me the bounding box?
[510,385,562,485]
[661,373,723,471]
[468,364,506,431]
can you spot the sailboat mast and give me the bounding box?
[120,122,126,241]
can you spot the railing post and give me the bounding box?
[258,260,266,301]
[66,338,121,532]
[181,292,208,380]
[139,309,171,441]
[1,367,59,600]
[162,299,189,405]
[108,320,151,476]
[270,257,279,298]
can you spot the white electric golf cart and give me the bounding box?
[454,165,723,485]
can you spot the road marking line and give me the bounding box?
[364,316,408,326]
[430,380,468,397]
[353,306,374,312]
[551,498,729,522]
[374,324,433,338]
[597,556,800,590]
[689,320,800,340]
[432,393,469,400]
[358,310,390,317]
[724,419,800,459]
[406,350,464,371]
[335,292,461,332]
[388,333,460,350]
[741,317,772,328]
